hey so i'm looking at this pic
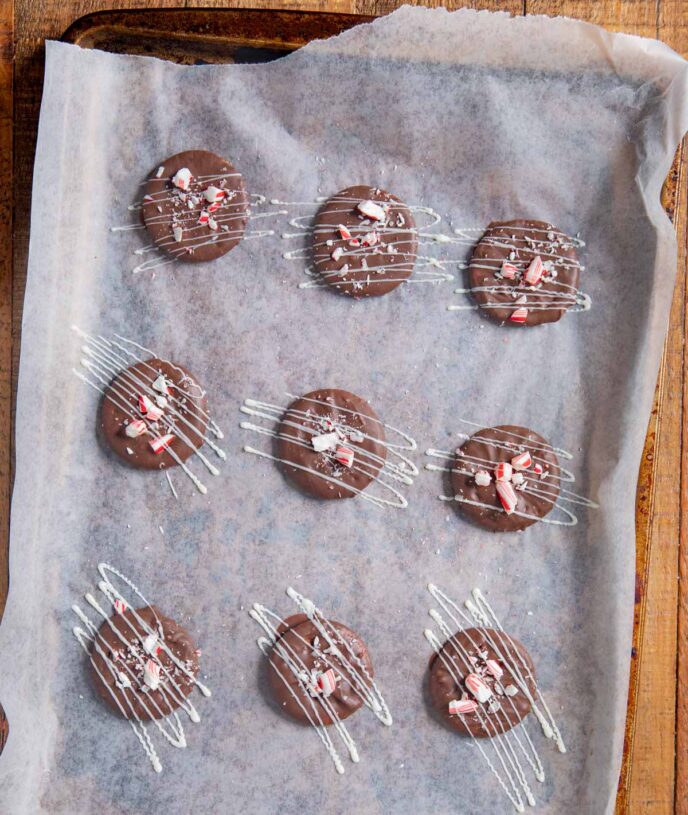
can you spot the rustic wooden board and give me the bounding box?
[1,3,686,813]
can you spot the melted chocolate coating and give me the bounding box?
[468,219,581,326]
[276,388,387,500]
[142,150,249,263]
[99,358,208,471]
[428,627,536,738]
[268,614,373,725]
[451,425,561,532]
[90,605,200,721]
[313,185,417,298]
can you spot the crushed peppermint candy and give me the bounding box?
[138,394,163,422]
[533,462,544,475]
[511,450,532,470]
[511,472,525,486]
[149,434,174,455]
[524,255,544,286]
[116,671,131,689]
[172,167,192,191]
[510,306,529,324]
[173,226,183,243]
[496,481,518,514]
[448,698,479,715]
[152,375,171,395]
[203,185,226,203]
[113,598,127,614]
[485,659,503,680]
[142,633,159,655]
[356,200,386,221]
[500,261,518,280]
[361,231,379,247]
[495,462,512,482]
[465,672,493,703]
[504,684,519,697]
[316,668,337,697]
[311,432,339,453]
[474,469,492,487]
[143,659,161,690]
[338,224,352,240]
[331,247,344,262]
[335,446,355,468]
[125,419,147,439]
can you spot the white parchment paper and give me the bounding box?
[1,7,687,813]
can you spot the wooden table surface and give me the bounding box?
[1,1,687,812]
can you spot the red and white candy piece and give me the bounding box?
[511,450,532,471]
[500,261,518,280]
[152,375,171,396]
[524,255,544,286]
[142,633,159,655]
[312,432,339,453]
[510,306,529,324]
[113,598,127,615]
[172,167,192,191]
[533,462,544,475]
[316,668,337,697]
[465,672,493,704]
[203,185,226,203]
[198,211,210,225]
[143,659,161,691]
[149,434,174,455]
[486,659,503,680]
[125,419,147,439]
[356,200,386,221]
[173,226,183,243]
[361,231,379,247]
[138,394,163,422]
[116,671,131,689]
[495,462,512,482]
[338,224,352,240]
[334,445,355,468]
[448,698,479,715]
[496,481,518,515]
[207,217,218,231]
[474,469,492,487]
[207,201,222,213]
[331,247,344,262]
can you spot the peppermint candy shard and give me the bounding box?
[173,226,183,243]
[338,224,352,240]
[149,434,175,455]
[361,231,379,247]
[500,261,518,280]
[142,633,159,655]
[138,394,163,422]
[511,450,532,471]
[143,659,161,690]
[316,668,337,697]
[312,432,339,453]
[172,167,192,191]
[510,307,529,324]
[524,255,544,286]
[356,200,386,221]
[496,481,518,515]
[448,698,479,715]
[331,247,344,262]
[125,419,147,439]
[335,446,355,468]
[465,672,493,703]
[198,211,210,225]
[486,659,503,680]
[511,472,525,486]
[495,462,512,482]
[116,671,131,689]
[152,375,171,396]
[203,185,226,203]
[474,469,492,487]
[113,598,127,615]
[533,462,544,475]
[504,684,519,697]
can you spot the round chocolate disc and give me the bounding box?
[451,425,561,532]
[312,185,418,298]
[268,614,373,725]
[141,149,249,263]
[428,627,536,738]
[468,219,582,326]
[99,357,209,471]
[90,605,200,721]
[276,388,387,500]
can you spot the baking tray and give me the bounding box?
[0,7,681,813]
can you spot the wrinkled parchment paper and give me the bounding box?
[1,7,687,814]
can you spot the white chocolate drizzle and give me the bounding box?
[424,583,565,812]
[425,420,598,526]
[71,326,225,495]
[112,180,286,274]
[71,563,211,774]
[442,225,591,316]
[270,195,460,290]
[240,393,418,509]
[250,586,391,774]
